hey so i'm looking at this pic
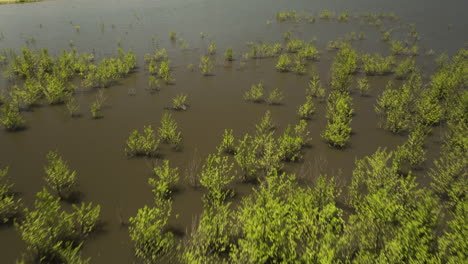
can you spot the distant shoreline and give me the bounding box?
[0,0,46,4]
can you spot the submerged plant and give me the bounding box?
[244,82,264,103]
[321,91,353,148]
[357,77,370,96]
[275,54,292,72]
[44,150,77,199]
[266,87,284,105]
[234,134,258,181]
[200,151,235,202]
[306,72,325,100]
[208,43,216,55]
[224,47,234,61]
[65,96,80,117]
[125,125,159,157]
[0,166,20,223]
[395,57,416,79]
[0,103,26,131]
[158,112,182,150]
[148,75,160,92]
[297,95,315,119]
[159,60,173,84]
[172,94,188,111]
[199,55,213,76]
[149,160,179,199]
[219,129,235,154]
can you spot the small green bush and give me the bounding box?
[0,103,26,131]
[244,82,264,102]
[158,112,182,150]
[149,160,179,200]
[275,54,292,72]
[172,93,188,111]
[199,55,214,76]
[297,95,315,119]
[44,150,77,199]
[219,129,236,154]
[125,125,159,157]
[266,88,284,105]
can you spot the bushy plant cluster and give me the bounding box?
[248,42,282,59]
[321,91,353,148]
[0,166,21,224]
[330,44,358,91]
[361,53,395,75]
[125,125,159,157]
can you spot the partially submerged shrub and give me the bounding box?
[208,43,216,55]
[275,54,292,72]
[125,125,159,157]
[244,82,264,102]
[219,129,235,154]
[0,166,20,223]
[44,150,77,200]
[321,91,353,148]
[234,134,258,181]
[200,151,235,202]
[224,47,234,61]
[395,57,416,79]
[297,95,315,119]
[0,103,26,131]
[158,112,182,150]
[199,55,214,76]
[357,77,370,96]
[149,160,179,199]
[266,87,284,105]
[306,72,325,100]
[361,53,395,75]
[65,97,80,117]
[172,93,188,111]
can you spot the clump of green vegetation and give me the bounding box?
[319,9,334,19]
[169,31,176,41]
[357,77,370,96]
[218,129,235,154]
[330,44,358,92]
[234,134,258,182]
[321,91,353,148]
[199,55,214,76]
[299,42,320,60]
[0,103,26,131]
[292,54,306,75]
[286,38,304,53]
[337,10,350,22]
[0,166,21,224]
[395,57,416,79]
[361,53,395,75]
[16,188,100,263]
[415,88,443,126]
[375,78,416,134]
[276,10,298,22]
[89,89,106,119]
[297,95,315,119]
[275,54,292,72]
[158,112,182,150]
[65,97,80,117]
[125,125,159,157]
[381,30,392,41]
[172,93,188,111]
[208,43,216,55]
[248,42,282,58]
[394,123,430,171]
[148,160,179,200]
[306,71,325,100]
[129,203,174,262]
[148,75,160,92]
[44,150,77,200]
[266,87,284,105]
[159,60,174,84]
[200,150,235,202]
[224,47,234,61]
[244,82,264,102]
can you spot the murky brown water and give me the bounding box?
[0,0,467,263]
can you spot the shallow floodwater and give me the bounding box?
[0,0,467,263]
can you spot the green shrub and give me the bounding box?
[375,81,413,134]
[65,97,80,117]
[224,47,234,61]
[72,202,101,238]
[159,60,173,84]
[148,75,160,93]
[172,93,188,111]
[0,103,26,131]
[300,43,320,60]
[330,44,358,91]
[278,125,303,162]
[361,53,395,75]
[148,160,179,200]
[337,10,350,22]
[357,77,370,96]
[321,91,353,148]
[292,54,306,74]
[266,87,284,105]
[129,204,174,262]
[394,123,430,171]
[319,9,334,19]
[306,72,325,100]
[415,88,443,125]
[200,151,235,202]
[395,57,416,79]
[158,112,182,150]
[199,55,213,76]
[276,10,298,22]
[244,82,264,102]
[297,95,315,119]
[208,43,216,55]
[125,125,159,157]
[286,38,304,53]
[169,31,176,41]
[44,151,77,200]
[234,134,258,181]
[0,166,20,223]
[219,129,235,154]
[275,54,292,72]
